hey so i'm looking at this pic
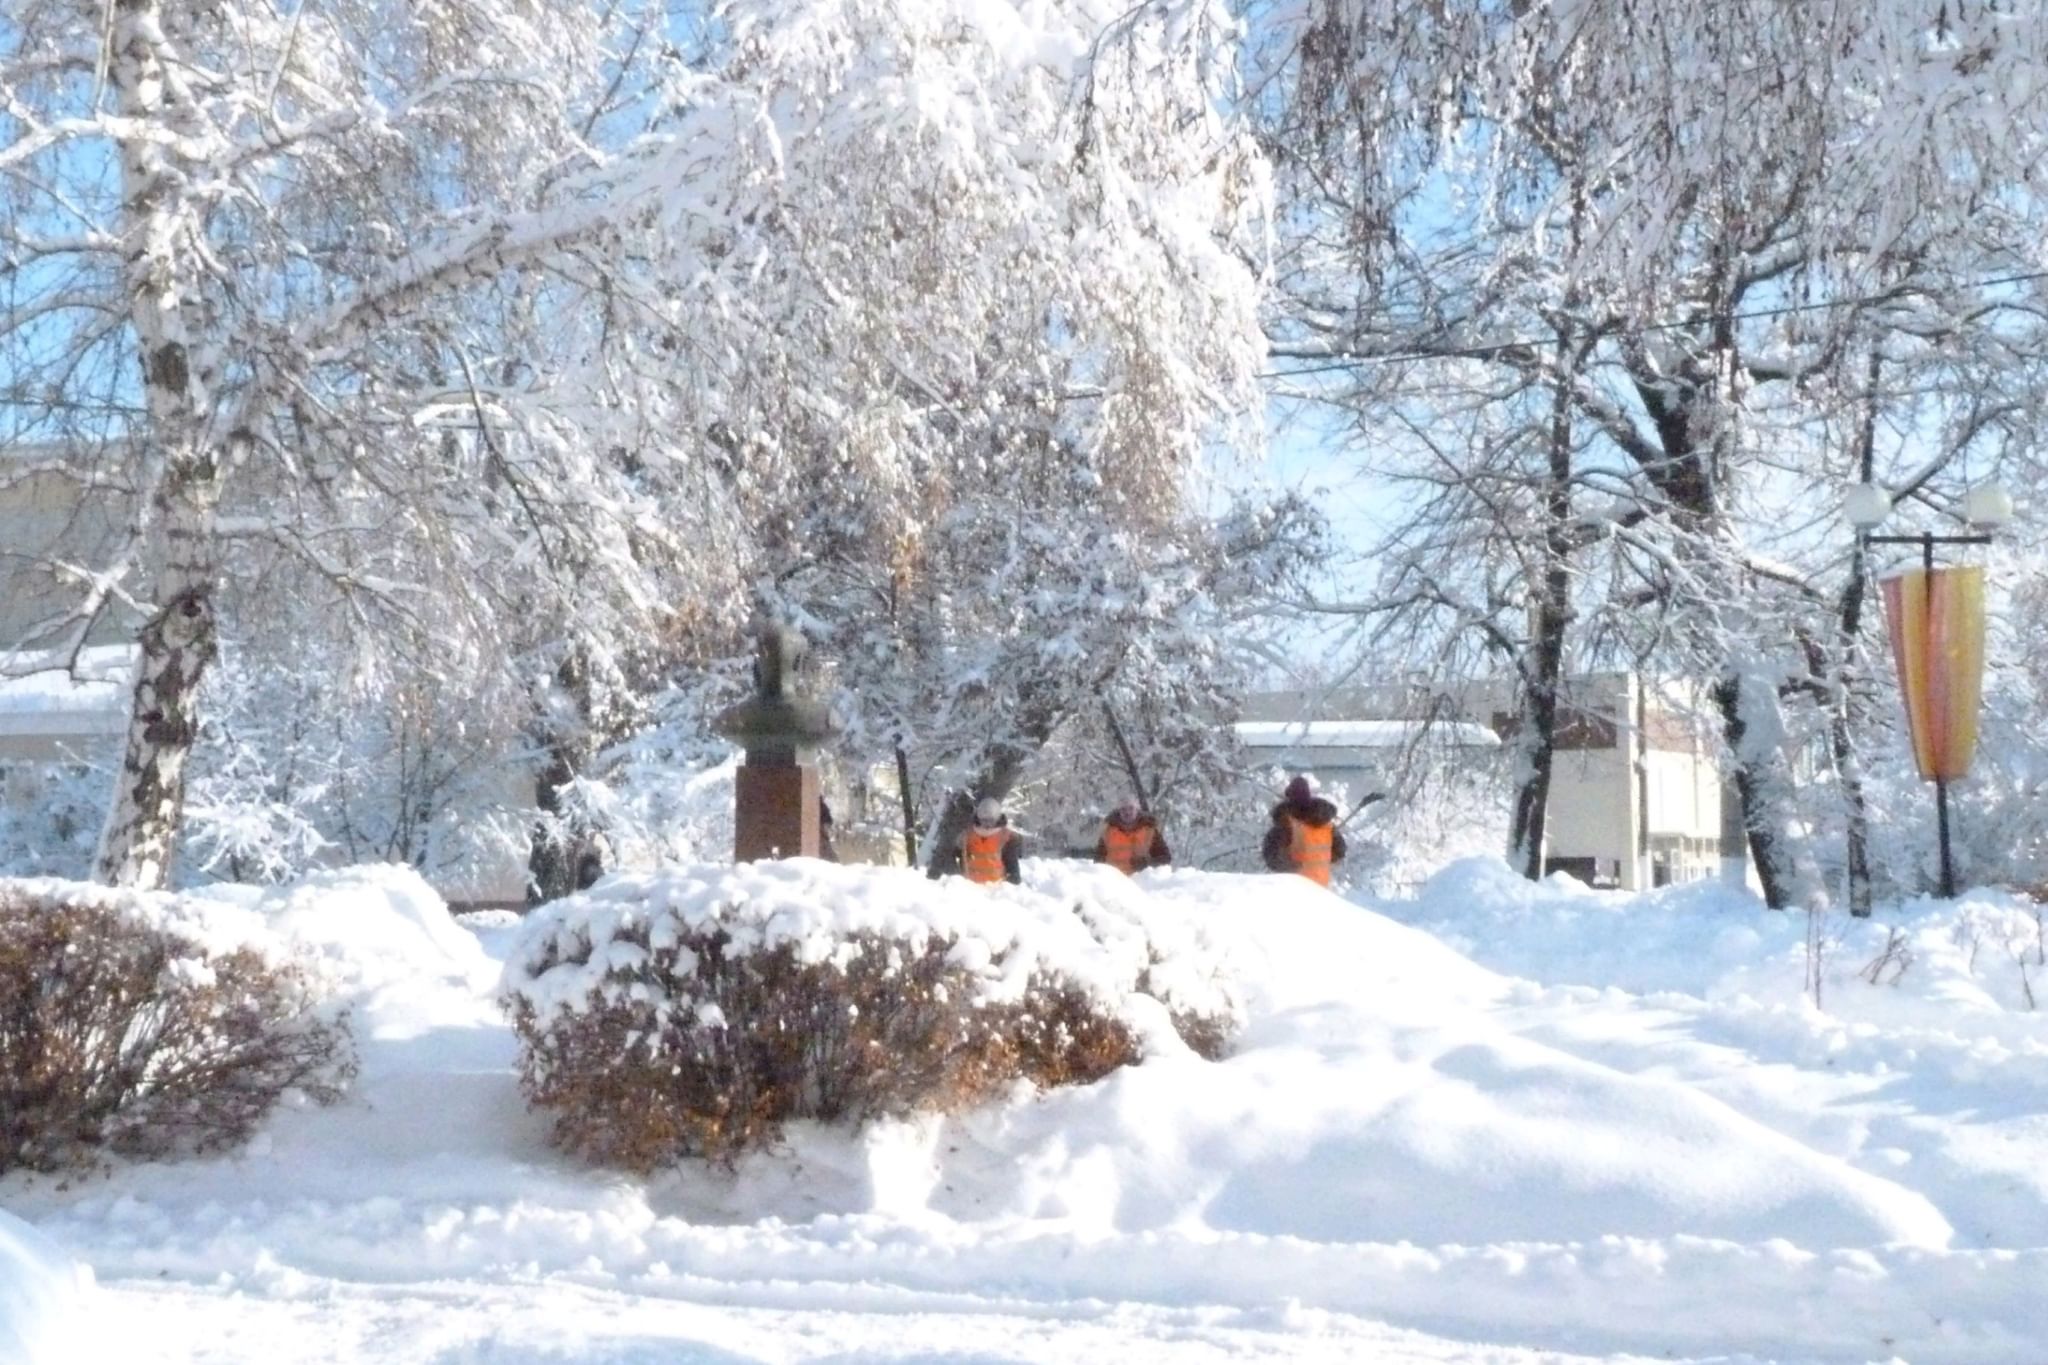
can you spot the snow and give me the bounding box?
[506,859,1238,1049]
[4,855,2048,1362]
[0,1209,97,1363]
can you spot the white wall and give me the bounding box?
[0,454,139,650]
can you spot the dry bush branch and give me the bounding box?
[0,883,354,1175]
[507,911,1228,1171]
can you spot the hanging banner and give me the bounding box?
[1880,565,1987,782]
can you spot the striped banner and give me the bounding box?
[1880,566,1987,782]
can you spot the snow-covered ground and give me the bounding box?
[5,857,2047,1364]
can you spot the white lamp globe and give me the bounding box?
[1963,483,2015,530]
[1843,483,1890,530]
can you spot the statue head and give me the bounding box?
[753,624,806,700]
[719,621,838,765]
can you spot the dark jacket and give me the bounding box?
[931,817,1024,884]
[1094,811,1171,870]
[1261,796,1346,873]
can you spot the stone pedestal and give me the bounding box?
[734,762,822,862]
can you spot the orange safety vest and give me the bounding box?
[961,827,1010,884]
[1101,821,1152,874]
[1286,814,1333,887]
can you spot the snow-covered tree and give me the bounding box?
[2,0,1270,888]
[765,481,1318,871]
[1262,0,2048,905]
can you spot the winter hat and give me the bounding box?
[1283,774,1314,805]
[974,796,1003,825]
[1114,798,1141,821]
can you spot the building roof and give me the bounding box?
[1234,719,1501,750]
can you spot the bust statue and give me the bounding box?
[752,624,804,701]
[716,623,839,766]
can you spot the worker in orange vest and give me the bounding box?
[954,796,1022,885]
[1261,774,1346,886]
[1094,798,1171,874]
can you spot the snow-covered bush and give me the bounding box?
[0,880,354,1175]
[502,861,1239,1168]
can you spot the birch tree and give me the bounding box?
[2,0,725,886]
[2,0,1266,888]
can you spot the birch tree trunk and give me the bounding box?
[95,491,219,889]
[94,0,224,889]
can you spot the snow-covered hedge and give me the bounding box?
[501,860,1241,1168]
[0,878,355,1175]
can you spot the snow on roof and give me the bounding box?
[1234,719,1501,750]
[0,645,132,738]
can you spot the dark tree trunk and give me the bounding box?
[1829,347,1885,916]
[1627,348,1808,910]
[1101,699,1152,812]
[1508,329,1577,880]
[1710,673,1798,909]
[893,740,920,866]
[526,652,607,906]
[526,745,605,905]
[1807,552,1875,915]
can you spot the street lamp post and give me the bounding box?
[1845,482,2010,899]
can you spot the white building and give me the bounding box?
[1233,717,1502,813]
[1503,672,1733,891]
[1240,673,1740,892]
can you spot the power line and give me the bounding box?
[1263,268,2048,380]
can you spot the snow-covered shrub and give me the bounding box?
[0,880,354,1175]
[502,862,1238,1168]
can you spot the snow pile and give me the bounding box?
[5,856,2047,1361]
[847,866,1953,1250]
[0,1209,96,1364]
[243,864,501,1000]
[1393,855,2048,1018]
[4,864,495,1014]
[1,873,280,965]
[503,857,1241,1052]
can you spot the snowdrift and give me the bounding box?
[3,855,2046,1362]
[834,864,1952,1249]
[0,1209,95,1363]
